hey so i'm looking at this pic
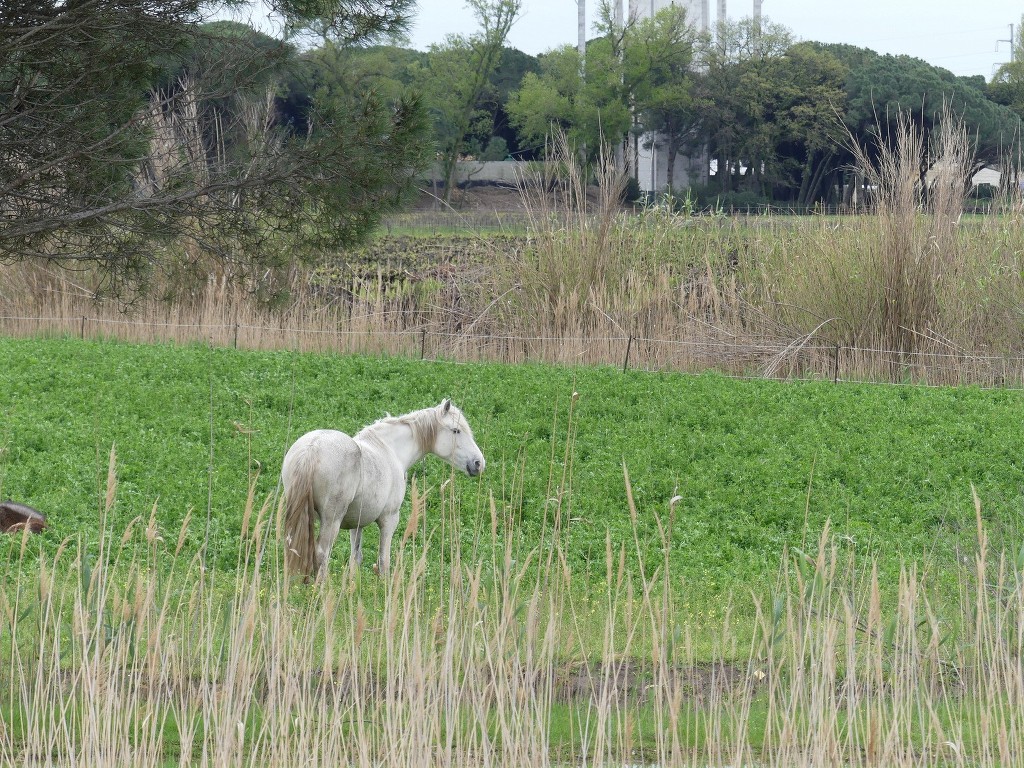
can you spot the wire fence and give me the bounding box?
[4,312,1024,391]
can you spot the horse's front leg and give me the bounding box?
[373,510,400,576]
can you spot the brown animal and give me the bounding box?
[0,500,46,534]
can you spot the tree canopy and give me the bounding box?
[0,0,429,293]
[832,45,1020,169]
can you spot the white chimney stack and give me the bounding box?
[578,0,586,60]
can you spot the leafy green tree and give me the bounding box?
[693,18,794,197]
[506,46,580,152]
[989,60,1024,130]
[0,0,428,294]
[417,0,521,203]
[764,43,847,204]
[318,42,536,164]
[508,5,702,183]
[488,47,540,158]
[481,136,509,160]
[507,38,630,164]
[623,5,698,191]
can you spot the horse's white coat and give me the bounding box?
[282,400,484,579]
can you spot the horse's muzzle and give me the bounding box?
[466,458,484,477]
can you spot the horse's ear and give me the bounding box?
[441,399,451,414]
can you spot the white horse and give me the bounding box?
[282,400,485,579]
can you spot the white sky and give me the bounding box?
[406,0,1023,80]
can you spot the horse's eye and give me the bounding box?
[452,427,461,435]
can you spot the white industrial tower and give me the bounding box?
[627,0,713,32]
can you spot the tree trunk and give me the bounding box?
[797,153,814,206]
[442,140,462,205]
[799,150,834,208]
[666,142,677,192]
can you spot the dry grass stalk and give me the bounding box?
[514,130,628,306]
[845,105,972,360]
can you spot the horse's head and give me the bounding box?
[433,400,485,477]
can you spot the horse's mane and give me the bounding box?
[357,407,440,455]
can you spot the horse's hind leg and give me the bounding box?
[350,528,363,571]
[315,516,343,581]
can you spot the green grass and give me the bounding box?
[3,334,1024,765]
[1,335,1022,605]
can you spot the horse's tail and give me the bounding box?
[283,446,317,578]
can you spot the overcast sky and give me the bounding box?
[405,0,1023,80]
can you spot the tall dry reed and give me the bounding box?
[752,108,1024,382]
[848,105,971,358]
